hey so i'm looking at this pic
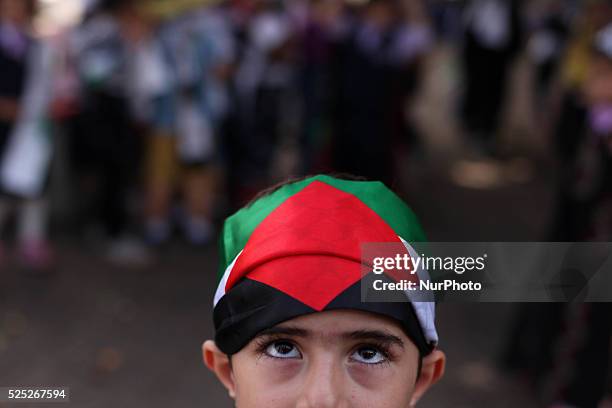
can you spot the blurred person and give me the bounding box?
[203,175,445,407]
[460,0,524,155]
[574,16,612,238]
[526,0,571,107]
[295,0,343,175]
[329,0,433,185]
[584,21,612,140]
[64,0,148,264]
[0,0,54,272]
[503,14,612,408]
[228,0,298,206]
[544,304,612,408]
[143,4,234,246]
[549,0,612,241]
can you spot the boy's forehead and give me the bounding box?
[263,309,408,339]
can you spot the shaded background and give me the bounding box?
[0,0,611,406]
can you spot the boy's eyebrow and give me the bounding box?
[256,327,404,348]
[342,330,405,349]
[256,326,311,338]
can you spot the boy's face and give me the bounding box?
[204,310,445,407]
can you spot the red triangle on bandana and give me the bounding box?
[226,181,406,310]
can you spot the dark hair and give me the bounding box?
[246,173,369,208]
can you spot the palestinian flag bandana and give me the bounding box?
[213,175,439,356]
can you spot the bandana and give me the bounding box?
[213,175,438,355]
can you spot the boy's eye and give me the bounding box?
[265,341,301,359]
[350,346,387,364]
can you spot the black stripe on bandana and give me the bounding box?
[214,276,433,356]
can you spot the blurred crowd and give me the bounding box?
[2,0,438,266]
[1,0,612,405]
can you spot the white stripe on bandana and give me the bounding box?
[213,250,243,307]
[400,237,439,346]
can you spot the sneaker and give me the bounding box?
[145,219,171,246]
[106,237,151,268]
[183,217,214,246]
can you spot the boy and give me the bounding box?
[203,175,445,407]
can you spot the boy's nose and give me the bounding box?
[295,356,351,408]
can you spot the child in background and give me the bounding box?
[144,5,234,246]
[584,22,612,142]
[460,0,523,155]
[503,14,612,408]
[230,0,297,206]
[579,20,612,239]
[66,0,149,265]
[548,0,612,241]
[0,0,53,271]
[330,0,433,185]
